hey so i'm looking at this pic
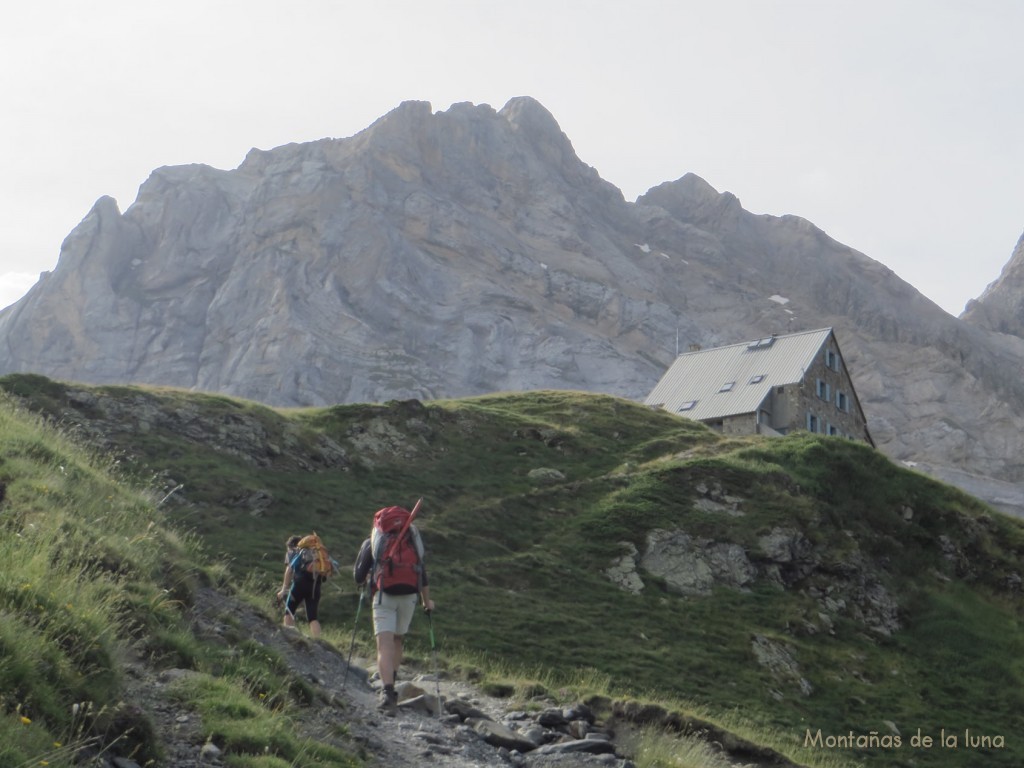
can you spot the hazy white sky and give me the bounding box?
[3,1,1021,316]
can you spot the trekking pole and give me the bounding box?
[426,609,442,716]
[282,581,297,622]
[342,584,367,692]
[282,549,303,625]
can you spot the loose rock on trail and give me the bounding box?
[116,587,795,767]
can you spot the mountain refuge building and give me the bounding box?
[644,328,874,445]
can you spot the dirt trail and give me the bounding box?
[121,587,636,767]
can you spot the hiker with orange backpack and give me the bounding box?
[353,501,434,714]
[277,532,337,638]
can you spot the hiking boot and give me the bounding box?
[377,686,398,716]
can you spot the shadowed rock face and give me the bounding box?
[2,97,1024,510]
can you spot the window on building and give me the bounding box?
[719,381,735,392]
[678,401,697,412]
[828,423,840,436]
[807,412,818,433]
[816,379,827,399]
[836,391,848,412]
[747,336,776,350]
[749,374,766,384]
[825,349,839,371]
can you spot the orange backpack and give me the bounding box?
[293,532,335,579]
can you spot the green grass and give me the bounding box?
[622,726,751,768]
[0,390,360,767]
[2,374,1023,767]
[168,675,356,767]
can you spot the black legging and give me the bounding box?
[285,574,322,621]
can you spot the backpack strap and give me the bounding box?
[290,549,317,579]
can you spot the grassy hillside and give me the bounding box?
[0,388,360,766]
[2,373,1023,767]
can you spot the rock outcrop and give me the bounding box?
[2,98,1024,513]
[610,521,901,639]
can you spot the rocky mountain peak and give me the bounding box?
[3,98,1024,516]
[637,172,743,227]
[961,231,1024,333]
[499,95,576,158]
[357,98,436,148]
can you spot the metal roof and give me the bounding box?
[644,328,834,421]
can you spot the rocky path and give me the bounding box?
[113,587,797,767]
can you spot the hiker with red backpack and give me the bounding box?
[277,532,337,639]
[353,500,434,714]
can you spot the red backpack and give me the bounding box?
[370,506,424,593]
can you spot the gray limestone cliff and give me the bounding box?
[2,97,1024,514]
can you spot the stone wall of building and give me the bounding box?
[710,339,872,444]
[780,340,870,442]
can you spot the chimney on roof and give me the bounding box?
[688,343,702,352]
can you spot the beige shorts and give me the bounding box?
[372,592,418,636]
